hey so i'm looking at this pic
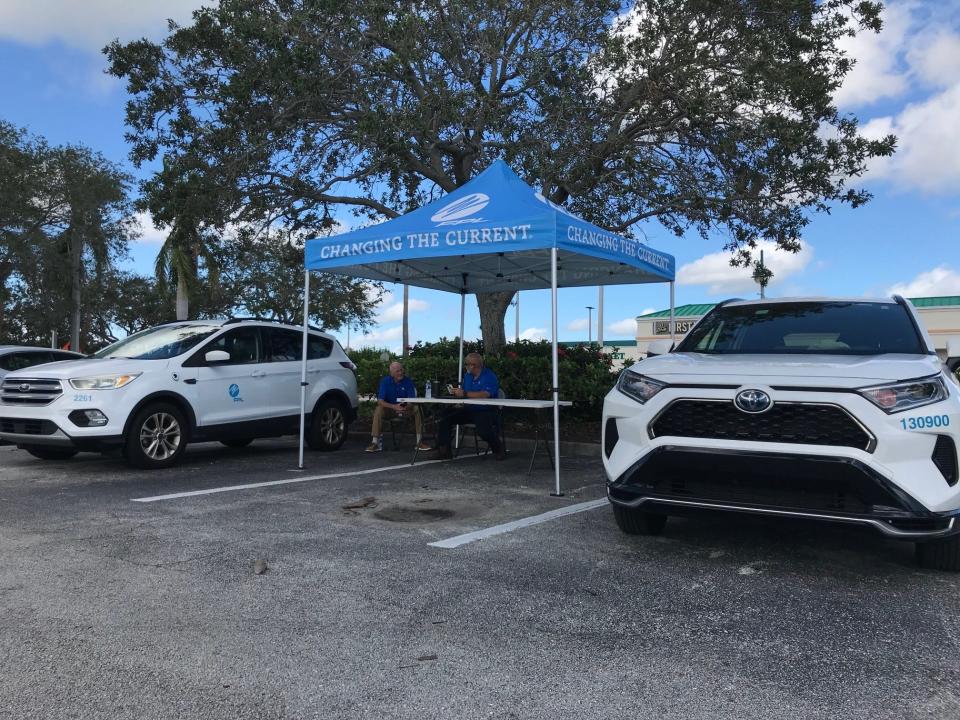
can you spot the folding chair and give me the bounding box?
[456,389,507,457]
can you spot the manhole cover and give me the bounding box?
[373,506,455,523]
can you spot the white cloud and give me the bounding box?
[132,211,167,245]
[567,318,589,332]
[833,4,912,108]
[355,326,404,347]
[677,241,813,295]
[0,0,211,51]
[906,30,960,88]
[520,327,548,341]
[888,266,960,296]
[379,298,428,323]
[607,318,639,336]
[860,83,960,193]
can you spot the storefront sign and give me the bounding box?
[653,320,695,335]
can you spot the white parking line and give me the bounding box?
[427,498,609,549]
[131,456,468,503]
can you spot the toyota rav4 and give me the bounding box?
[602,297,960,570]
[0,319,358,469]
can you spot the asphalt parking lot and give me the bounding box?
[1,438,959,720]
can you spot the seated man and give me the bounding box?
[434,352,505,460]
[367,362,431,452]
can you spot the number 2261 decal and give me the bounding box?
[900,415,950,430]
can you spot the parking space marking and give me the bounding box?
[427,498,609,549]
[131,456,469,503]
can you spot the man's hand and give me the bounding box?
[452,386,465,398]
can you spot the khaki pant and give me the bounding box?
[372,404,423,440]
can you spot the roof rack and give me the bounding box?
[223,317,325,333]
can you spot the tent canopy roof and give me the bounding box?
[304,161,674,294]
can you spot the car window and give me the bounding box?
[202,327,262,365]
[95,324,221,360]
[0,351,53,371]
[676,302,926,355]
[308,335,333,359]
[264,328,302,362]
[50,352,80,362]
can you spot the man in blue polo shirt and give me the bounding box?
[367,362,431,452]
[433,352,504,460]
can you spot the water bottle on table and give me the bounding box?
[425,380,432,398]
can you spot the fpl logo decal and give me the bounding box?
[430,193,490,225]
[229,383,244,403]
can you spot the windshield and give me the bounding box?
[675,302,926,356]
[94,324,222,360]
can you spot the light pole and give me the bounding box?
[513,292,520,343]
[585,306,595,345]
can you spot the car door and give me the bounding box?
[193,327,268,427]
[261,327,304,419]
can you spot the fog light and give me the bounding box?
[68,409,108,427]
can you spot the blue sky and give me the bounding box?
[1,0,957,351]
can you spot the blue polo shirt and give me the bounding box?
[378,375,417,404]
[463,367,500,410]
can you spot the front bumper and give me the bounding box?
[0,416,123,451]
[608,446,960,539]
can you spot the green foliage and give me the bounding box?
[219,230,381,330]
[351,339,617,419]
[0,122,137,350]
[107,0,894,352]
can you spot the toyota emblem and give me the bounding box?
[734,389,772,414]
[18,383,31,393]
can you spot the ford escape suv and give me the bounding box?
[0,319,358,469]
[602,297,960,570]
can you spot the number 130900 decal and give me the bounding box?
[900,415,950,430]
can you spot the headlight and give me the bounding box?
[859,376,948,414]
[69,373,141,390]
[617,370,666,404]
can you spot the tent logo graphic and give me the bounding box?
[431,193,490,224]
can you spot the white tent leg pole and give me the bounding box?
[598,287,604,347]
[298,269,311,470]
[669,281,676,344]
[550,247,562,497]
[456,290,465,450]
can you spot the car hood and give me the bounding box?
[631,353,944,387]
[3,357,164,380]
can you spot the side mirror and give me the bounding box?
[205,350,231,364]
[947,337,960,372]
[646,339,674,358]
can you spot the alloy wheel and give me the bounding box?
[139,411,182,461]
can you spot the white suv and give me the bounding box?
[603,297,960,570]
[0,319,358,469]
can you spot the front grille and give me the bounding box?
[620,449,912,516]
[0,417,58,435]
[650,400,873,452]
[0,378,63,405]
[933,435,958,486]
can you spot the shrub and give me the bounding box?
[348,339,617,419]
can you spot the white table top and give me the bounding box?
[398,397,572,409]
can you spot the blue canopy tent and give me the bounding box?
[299,160,676,494]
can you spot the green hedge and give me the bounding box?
[351,339,619,419]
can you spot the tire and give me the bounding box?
[220,438,254,449]
[124,402,188,469]
[612,503,668,536]
[915,534,960,571]
[23,446,78,461]
[307,398,349,452]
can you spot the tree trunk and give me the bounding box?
[477,291,515,356]
[402,284,409,358]
[176,273,189,320]
[70,227,82,353]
